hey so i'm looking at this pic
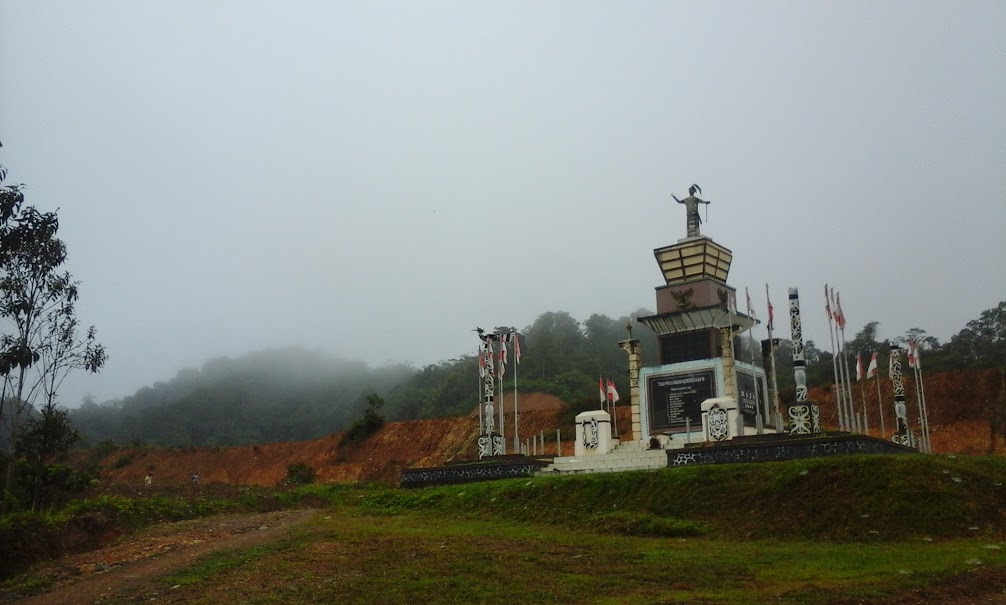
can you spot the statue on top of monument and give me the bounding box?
[672,184,711,238]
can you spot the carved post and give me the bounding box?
[889,344,915,448]
[619,337,642,442]
[476,338,506,458]
[788,288,821,434]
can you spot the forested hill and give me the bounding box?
[71,310,660,447]
[71,348,414,447]
[71,302,1005,448]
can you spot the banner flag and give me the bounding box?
[836,292,847,329]
[599,377,606,404]
[856,352,863,381]
[606,379,620,403]
[767,288,774,331]
[867,352,879,378]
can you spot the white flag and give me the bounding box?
[867,352,879,379]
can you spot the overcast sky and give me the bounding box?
[2,1,1003,407]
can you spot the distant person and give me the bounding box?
[191,472,200,485]
[144,473,152,487]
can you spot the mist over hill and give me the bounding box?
[71,347,415,447]
[70,302,1004,448]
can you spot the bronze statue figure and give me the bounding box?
[672,184,711,238]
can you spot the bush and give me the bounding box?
[340,394,386,445]
[285,462,315,485]
[111,453,133,469]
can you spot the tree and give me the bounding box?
[15,403,80,509]
[946,302,1006,370]
[0,148,104,509]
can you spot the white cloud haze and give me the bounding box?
[1,1,1003,406]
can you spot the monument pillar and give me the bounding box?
[619,337,642,442]
[719,326,738,402]
[636,186,764,441]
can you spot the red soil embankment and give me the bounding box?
[101,393,611,487]
[809,368,1004,453]
[99,370,1004,489]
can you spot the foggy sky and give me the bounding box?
[1,1,1004,407]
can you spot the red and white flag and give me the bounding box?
[498,342,507,378]
[513,332,521,365]
[867,352,879,379]
[856,352,863,381]
[745,287,756,320]
[599,377,606,404]
[907,339,918,369]
[606,379,620,403]
[478,346,485,378]
[915,341,922,370]
[836,292,847,329]
[825,284,832,322]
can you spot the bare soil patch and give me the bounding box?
[4,508,316,605]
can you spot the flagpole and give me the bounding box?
[766,284,781,430]
[477,345,484,435]
[498,343,505,453]
[875,362,885,437]
[915,341,931,452]
[825,285,847,431]
[918,363,931,453]
[513,336,519,456]
[916,339,932,453]
[835,291,856,432]
[858,354,869,436]
[909,340,930,453]
[745,288,764,433]
[912,364,926,452]
[607,380,615,440]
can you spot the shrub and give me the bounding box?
[285,462,315,485]
[111,453,133,469]
[340,394,386,445]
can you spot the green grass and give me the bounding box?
[10,454,1006,603]
[114,509,1006,605]
[363,454,1006,541]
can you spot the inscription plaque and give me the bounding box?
[648,370,715,431]
[737,370,767,421]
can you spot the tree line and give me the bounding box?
[67,301,1005,450]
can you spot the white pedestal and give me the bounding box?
[574,410,613,456]
[701,397,739,442]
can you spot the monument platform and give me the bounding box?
[400,455,549,488]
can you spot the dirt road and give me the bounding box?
[4,509,316,605]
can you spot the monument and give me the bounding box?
[636,185,769,443]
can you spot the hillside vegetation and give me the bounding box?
[68,302,1005,449]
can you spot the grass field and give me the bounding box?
[6,454,1006,604]
[139,508,1004,605]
